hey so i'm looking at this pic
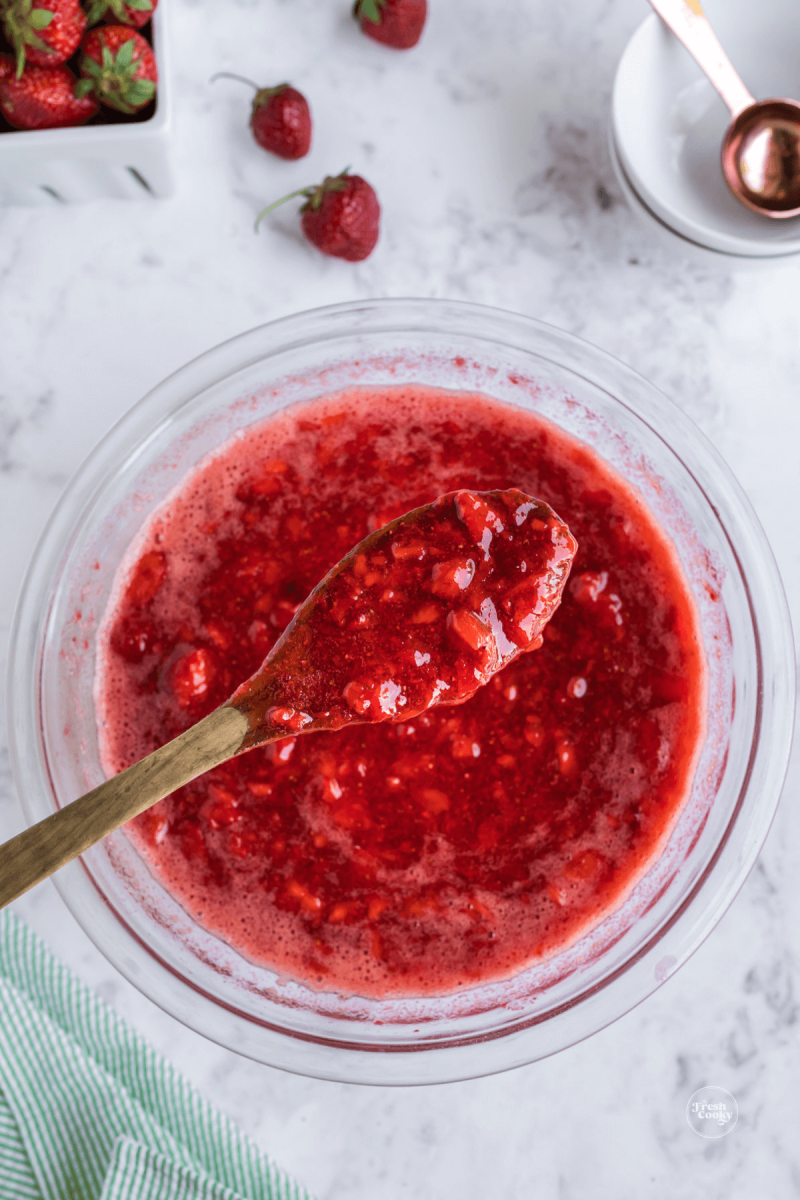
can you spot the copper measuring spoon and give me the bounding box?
[649,0,800,217]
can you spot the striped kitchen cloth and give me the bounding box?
[0,908,312,1200]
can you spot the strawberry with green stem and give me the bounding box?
[84,0,157,30]
[0,51,98,127]
[76,24,157,113]
[211,72,311,159]
[255,169,380,262]
[354,0,427,49]
[1,0,86,77]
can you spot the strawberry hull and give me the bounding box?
[84,0,159,30]
[77,25,157,115]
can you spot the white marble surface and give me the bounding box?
[2,0,800,1196]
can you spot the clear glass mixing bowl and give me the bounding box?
[7,298,794,1084]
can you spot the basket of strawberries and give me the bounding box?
[0,0,171,203]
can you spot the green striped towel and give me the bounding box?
[0,909,313,1200]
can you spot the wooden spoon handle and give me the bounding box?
[0,706,249,911]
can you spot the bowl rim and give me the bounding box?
[6,298,796,1084]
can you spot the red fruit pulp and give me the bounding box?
[96,385,707,999]
[229,488,576,748]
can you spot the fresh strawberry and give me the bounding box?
[0,52,98,127]
[211,73,311,160]
[1,0,86,77]
[76,25,156,114]
[84,0,157,29]
[354,0,426,49]
[256,170,380,262]
[251,85,310,158]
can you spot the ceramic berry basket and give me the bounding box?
[7,299,794,1084]
[0,2,172,205]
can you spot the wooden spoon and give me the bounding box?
[0,488,576,910]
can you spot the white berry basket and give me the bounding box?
[0,2,172,205]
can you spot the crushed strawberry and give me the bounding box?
[110,388,706,999]
[125,551,166,607]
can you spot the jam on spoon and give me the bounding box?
[231,487,577,747]
[0,487,576,909]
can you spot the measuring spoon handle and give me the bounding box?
[648,0,754,117]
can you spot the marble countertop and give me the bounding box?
[2,0,800,1196]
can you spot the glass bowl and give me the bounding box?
[7,298,794,1085]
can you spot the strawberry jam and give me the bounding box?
[96,385,707,998]
[228,488,577,749]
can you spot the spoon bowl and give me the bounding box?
[722,98,800,216]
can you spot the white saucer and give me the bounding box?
[612,0,800,257]
[608,122,800,267]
